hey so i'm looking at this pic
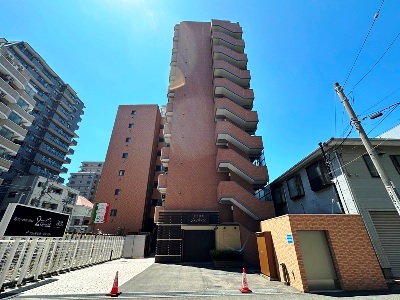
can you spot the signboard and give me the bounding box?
[0,203,70,238]
[286,234,293,244]
[92,203,110,224]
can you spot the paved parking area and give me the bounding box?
[2,258,400,299]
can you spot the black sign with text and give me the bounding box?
[1,204,69,237]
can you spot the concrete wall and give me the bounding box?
[260,215,387,292]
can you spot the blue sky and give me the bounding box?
[2,0,400,182]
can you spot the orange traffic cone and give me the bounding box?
[240,268,252,293]
[106,271,122,297]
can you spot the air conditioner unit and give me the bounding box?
[17,65,24,72]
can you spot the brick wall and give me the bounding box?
[260,214,387,292]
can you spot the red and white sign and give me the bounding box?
[92,203,110,224]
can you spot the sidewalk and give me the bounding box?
[2,258,155,299]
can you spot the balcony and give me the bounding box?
[71,139,77,146]
[211,20,242,39]
[212,45,247,70]
[166,103,173,123]
[0,101,11,119]
[171,53,177,67]
[9,103,34,125]
[154,206,165,224]
[63,90,75,105]
[217,181,275,220]
[214,78,254,109]
[213,60,250,88]
[161,147,169,167]
[167,90,174,102]
[214,98,258,134]
[0,118,27,140]
[0,77,18,103]
[0,55,27,88]
[0,135,20,154]
[43,132,69,153]
[0,156,12,172]
[216,148,269,187]
[47,122,73,145]
[50,114,76,137]
[212,31,245,54]
[33,152,65,173]
[67,147,74,155]
[215,121,263,156]
[163,123,171,144]
[157,173,168,194]
[19,90,35,107]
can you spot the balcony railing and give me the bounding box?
[163,123,171,144]
[0,101,11,119]
[211,20,243,39]
[216,148,269,187]
[161,147,170,167]
[214,98,258,134]
[0,77,18,103]
[157,173,168,194]
[0,55,27,88]
[212,45,247,70]
[215,121,263,156]
[166,103,173,123]
[214,78,254,109]
[213,60,250,88]
[217,181,275,220]
[0,135,20,154]
[212,31,245,54]
[0,118,27,139]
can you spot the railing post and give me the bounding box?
[0,238,21,291]
[69,234,81,271]
[9,239,29,283]
[34,239,51,280]
[17,238,38,286]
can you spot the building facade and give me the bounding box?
[67,161,104,202]
[0,39,84,191]
[267,138,400,278]
[68,195,93,233]
[93,20,274,265]
[0,39,36,185]
[0,175,78,216]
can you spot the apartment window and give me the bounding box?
[153,182,158,188]
[155,165,163,171]
[38,182,43,187]
[70,181,75,184]
[128,123,134,128]
[159,137,165,142]
[87,181,91,184]
[157,150,161,156]
[125,137,131,142]
[122,153,128,158]
[131,110,137,116]
[98,164,102,167]
[160,124,164,129]
[363,155,379,177]
[151,199,160,206]
[306,160,331,191]
[114,189,121,195]
[72,175,76,178]
[271,185,286,206]
[119,170,125,176]
[286,174,305,200]
[390,155,400,174]
[110,209,117,216]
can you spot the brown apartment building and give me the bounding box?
[93,20,274,265]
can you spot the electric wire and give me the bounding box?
[351,31,400,92]
[367,104,399,135]
[343,0,385,87]
[359,87,400,116]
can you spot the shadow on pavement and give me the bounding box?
[0,278,58,299]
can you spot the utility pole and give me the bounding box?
[334,82,400,216]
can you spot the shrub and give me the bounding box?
[209,249,243,261]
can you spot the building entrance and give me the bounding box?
[182,229,215,262]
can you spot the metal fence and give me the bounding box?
[0,234,124,291]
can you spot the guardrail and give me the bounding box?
[0,234,125,291]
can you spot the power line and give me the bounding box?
[343,0,385,87]
[367,103,399,135]
[359,86,400,116]
[351,31,400,92]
